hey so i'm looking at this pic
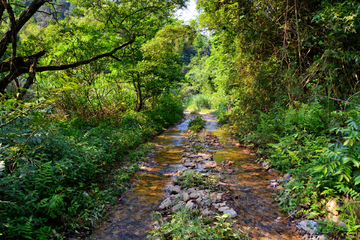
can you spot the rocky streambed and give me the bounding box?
[89,112,305,240]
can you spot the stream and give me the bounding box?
[89,112,301,240]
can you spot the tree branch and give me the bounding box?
[0,0,51,58]
[36,38,135,72]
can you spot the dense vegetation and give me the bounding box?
[1,0,360,239]
[182,0,360,239]
[0,0,187,238]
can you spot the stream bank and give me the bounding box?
[89,112,302,239]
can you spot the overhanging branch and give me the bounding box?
[36,38,135,72]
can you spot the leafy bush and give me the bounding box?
[0,94,183,239]
[188,115,206,132]
[229,102,360,238]
[174,170,221,191]
[149,208,248,240]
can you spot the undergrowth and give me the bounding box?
[188,115,206,133]
[148,208,248,240]
[0,94,183,239]
[224,101,360,239]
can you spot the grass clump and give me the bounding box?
[148,208,248,240]
[174,170,221,191]
[188,115,206,132]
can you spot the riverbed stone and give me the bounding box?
[202,208,214,216]
[223,209,237,218]
[184,162,196,168]
[298,220,318,235]
[218,207,230,212]
[170,185,181,194]
[189,192,199,199]
[182,192,190,202]
[159,198,172,209]
[170,194,181,200]
[185,201,195,209]
[186,188,196,194]
[172,201,185,212]
[202,161,217,168]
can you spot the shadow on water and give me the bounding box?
[90,112,300,240]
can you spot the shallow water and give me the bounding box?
[89,113,300,240]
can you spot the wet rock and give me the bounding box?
[170,194,181,200]
[202,161,217,168]
[171,185,181,194]
[185,201,195,209]
[298,220,319,235]
[269,180,279,188]
[189,192,199,199]
[202,208,214,216]
[184,162,197,168]
[189,155,201,158]
[182,192,190,202]
[159,198,172,210]
[218,207,230,212]
[283,173,292,183]
[186,188,197,194]
[262,161,270,170]
[172,201,185,212]
[326,198,339,216]
[223,209,237,218]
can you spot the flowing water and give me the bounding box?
[89,112,301,240]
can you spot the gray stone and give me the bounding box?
[172,201,185,212]
[186,188,197,194]
[170,194,181,200]
[189,193,199,199]
[202,161,217,168]
[185,201,195,209]
[298,220,318,235]
[170,185,181,194]
[201,209,214,216]
[283,173,292,183]
[184,162,196,168]
[159,198,172,210]
[182,192,190,202]
[223,209,237,218]
[218,207,230,212]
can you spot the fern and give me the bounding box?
[39,194,65,218]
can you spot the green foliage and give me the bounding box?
[0,94,183,239]
[174,170,221,191]
[148,208,248,240]
[188,115,206,133]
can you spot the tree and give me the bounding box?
[0,0,187,98]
